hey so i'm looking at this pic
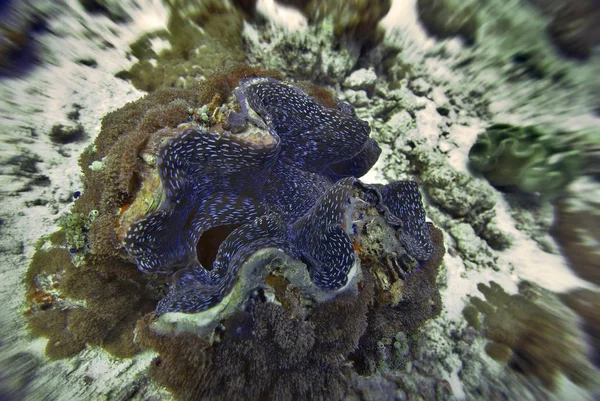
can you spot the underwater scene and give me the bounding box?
[0,0,599,400]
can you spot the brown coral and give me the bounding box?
[26,245,158,359]
[560,289,600,367]
[464,281,599,390]
[551,183,600,286]
[137,276,373,401]
[416,0,479,44]
[546,0,600,59]
[131,217,444,400]
[306,0,391,47]
[136,223,444,401]
[116,0,254,91]
[352,224,445,370]
[275,0,391,48]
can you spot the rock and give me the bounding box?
[0,239,24,255]
[409,78,431,97]
[448,222,497,270]
[49,123,86,144]
[342,89,370,107]
[343,68,378,93]
[437,137,454,153]
[386,110,415,134]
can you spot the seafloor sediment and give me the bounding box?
[0,0,599,400]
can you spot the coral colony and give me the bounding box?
[468,123,580,198]
[124,77,435,315]
[26,69,446,400]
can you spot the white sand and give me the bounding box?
[0,1,168,399]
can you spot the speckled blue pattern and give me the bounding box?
[124,77,434,314]
[379,181,434,261]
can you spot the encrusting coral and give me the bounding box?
[26,66,445,400]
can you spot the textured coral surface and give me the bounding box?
[124,76,435,315]
[468,123,579,197]
[463,281,599,390]
[24,69,445,400]
[137,223,445,401]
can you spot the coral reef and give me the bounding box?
[447,222,497,271]
[9,0,600,398]
[287,0,392,47]
[136,274,372,401]
[118,0,388,89]
[351,225,445,370]
[123,76,434,315]
[527,0,600,59]
[348,306,597,401]
[403,140,507,253]
[463,281,599,390]
[551,177,600,286]
[25,68,445,400]
[468,123,580,198]
[416,0,479,44]
[25,243,158,359]
[243,18,360,84]
[23,63,226,359]
[116,0,249,91]
[136,221,444,401]
[334,73,515,258]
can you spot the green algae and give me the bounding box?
[468,123,580,198]
[57,210,98,266]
